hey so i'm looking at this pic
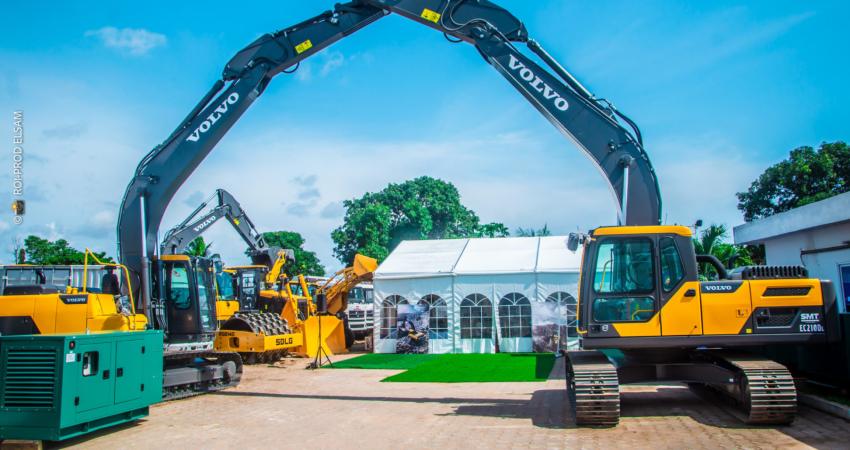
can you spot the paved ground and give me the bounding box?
[58,354,850,450]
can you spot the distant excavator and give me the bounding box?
[159,188,293,320]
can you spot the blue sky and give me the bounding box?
[1,1,848,271]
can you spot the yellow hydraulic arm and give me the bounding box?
[315,254,378,315]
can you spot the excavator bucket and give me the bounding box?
[351,254,378,279]
[299,315,348,357]
[249,246,283,268]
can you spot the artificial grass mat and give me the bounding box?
[329,353,555,383]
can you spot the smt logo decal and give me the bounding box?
[800,313,821,323]
[700,282,742,294]
[799,311,824,332]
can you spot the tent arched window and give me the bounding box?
[498,293,532,338]
[418,294,448,339]
[546,292,578,338]
[460,293,493,339]
[380,294,408,338]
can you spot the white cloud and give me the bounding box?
[652,134,764,229]
[42,123,87,140]
[320,51,345,77]
[89,210,115,232]
[294,50,358,83]
[85,27,167,56]
[320,201,345,220]
[295,63,313,82]
[182,190,205,207]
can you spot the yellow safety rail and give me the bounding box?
[82,248,137,320]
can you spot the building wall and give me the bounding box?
[760,221,850,313]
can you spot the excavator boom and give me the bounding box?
[118,0,661,309]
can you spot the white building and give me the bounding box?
[734,191,850,313]
[372,236,582,354]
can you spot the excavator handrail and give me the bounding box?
[82,248,138,329]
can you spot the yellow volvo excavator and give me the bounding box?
[566,227,839,425]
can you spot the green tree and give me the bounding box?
[516,224,551,237]
[185,237,212,257]
[737,141,850,221]
[331,176,508,264]
[22,235,114,265]
[692,224,753,279]
[475,222,510,238]
[251,231,325,276]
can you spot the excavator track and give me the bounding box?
[162,350,243,401]
[721,354,797,425]
[566,350,620,426]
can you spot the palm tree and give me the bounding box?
[185,237,212,257]
[516,224,551,237]
[693,224,753,279]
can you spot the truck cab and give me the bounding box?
[345,282,374,340]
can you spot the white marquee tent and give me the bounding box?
[372,236,582,354]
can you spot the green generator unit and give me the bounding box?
[0,330,163,441]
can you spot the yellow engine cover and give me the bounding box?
[0,292,147,334]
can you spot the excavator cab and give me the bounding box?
[228,265,269,311]
[215,269,240,322]
[577,226,698,342]
[152,255,218,343]
[576,225,836,347]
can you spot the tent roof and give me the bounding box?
[374,236,582,279]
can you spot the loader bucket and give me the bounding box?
[298,315,348,358]
[352,254,378,279]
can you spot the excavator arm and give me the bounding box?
[160,189,269,256]
[118,4,386,306]
[118,0,662,308]
[317,254,378,315]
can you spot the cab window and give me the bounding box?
[592,297,655,322]
[593,238,655,294]
[290,283,304,296]
[216,272,236,300]
[347,287,366,304]
[659,237,685,292]
[165,265,191,309]
[195,264,215,330]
